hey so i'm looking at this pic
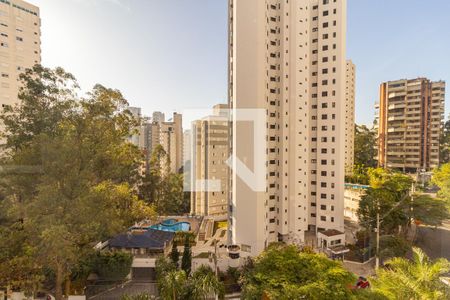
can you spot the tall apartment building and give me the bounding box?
[160,112,183,174]
[0,0,40,109]
[190,104,229,216]
[229,0,347,255]
[377,78,445,172]
[344,60,355,175]
[152,111,165,124]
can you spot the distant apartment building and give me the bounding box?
[229,0,347,255]
[345,60,355,175]
[126,108,183,175]
[190,104,229,216]
[343,183,367,222]
[128,107,142,147]
[377,78,445,172]
[183,129,191,167]
[160,112,183,174]
[152,111,165,124]
[0,0,40,109]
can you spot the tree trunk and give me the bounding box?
[55,263,64,300]
[65,276,71,297]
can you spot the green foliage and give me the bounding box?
[345,164,370,185]
[240,244,356,300]
[170,240,180,267]
[358,168,412,233]
[92,251,132,281]
[158,268,187,300]
[372,247,450,300]
[379,235,410,262]
[440,119,450,164]
[358,168,450,234]
[155,257,223,300]
[354,124,378,169]
[411,194,450,226]
[189,265,224,300]
[139,145,187,215]
[121,293,153,300]
[181,236,192,276]
[0,66,155,299]
[432,163,450,201]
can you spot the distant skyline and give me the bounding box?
[29,0,450,127]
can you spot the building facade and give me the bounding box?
[377,78,445,172]
[160,112,183,174]
[345,60,355,175]
[190,104,229,216]
[229,0,347,255]
[0,0,40,109]
[343,183,367,222]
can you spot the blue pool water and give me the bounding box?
[345,183,369,190]
[148,220,190,232]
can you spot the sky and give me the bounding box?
[28,0,450,127]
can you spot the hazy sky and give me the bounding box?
[28,0,450,126]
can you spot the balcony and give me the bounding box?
[388,103,406,110]
[388,115,404,121]
[388,127,405,133]
[388,91,406,98]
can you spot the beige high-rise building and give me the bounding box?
[377,78,445,172]
[190,104,229,216]
[344,60,355,175]
[0,0,40,109]
[160,112,183,174]
[229,0,347,255]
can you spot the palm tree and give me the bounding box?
[372,247,450,300]
[158,269,187,300]
[190,265,224,300]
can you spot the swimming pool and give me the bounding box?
[148,219,190,232]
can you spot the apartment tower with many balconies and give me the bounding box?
[190,104,229,216]
[0,0,40,109]
[229,0,347,255]
[377,78,445,172]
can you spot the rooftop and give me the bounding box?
[320,229,344,237]
[108,229,174,250]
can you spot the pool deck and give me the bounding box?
[134,216,203,234]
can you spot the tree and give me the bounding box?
[354,124,378,169]
[240,244,356,300]
[158,270,187,300]
[181,236,192,276]
[170,240,180,267]
[121,293,153,300]
[189,265,224,300]
[358,168,412,233]
[372,247,450,299]
[0,66,155,299]
[440,119,450,164]
[432,163,450,201]
[139,145,186,215]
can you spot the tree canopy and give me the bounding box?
[240,244,356,300]
[0,65,155,299]
[432,163,450,201]
[440,119,450,164]
[354,124,378,169]
[138,144,187,215]
[372,247,450,300]
[358,168,449,234]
